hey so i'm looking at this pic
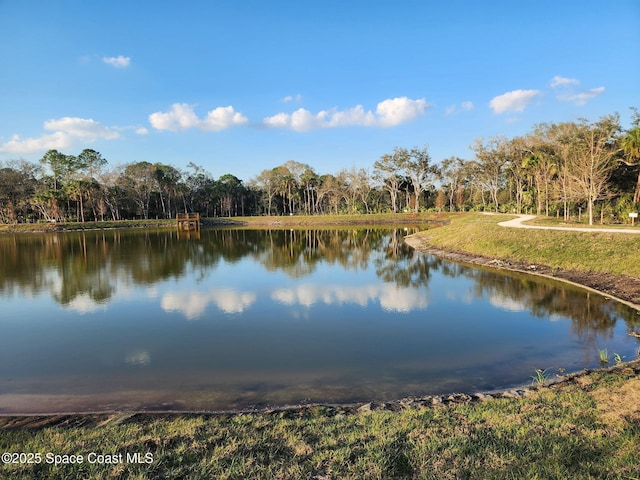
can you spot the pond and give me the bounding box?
[0,227,638,414]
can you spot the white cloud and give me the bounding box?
[375,97,429,126]
[201,106,250,131]
[282,93,302,103]
[557,86,605,106]
[149,103,248,132]
[0,132,71,154]
[461,101,474,111]
[0,117,120,154]
[290,108,324,130]
[325,105,376,128]
[263,111,292,129]
[445,101,474,116]
[489,89,542,114]
[549,75,604,106]
[550,75,580,88]
[44,117,120,140]
[149,103,200,131]
[264,106,371,131]
[103,55,131,68]
[135,127,149,135]
[263,97,428,131]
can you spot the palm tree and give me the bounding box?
[621,127,640,203]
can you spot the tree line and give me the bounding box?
[1,109,638,225]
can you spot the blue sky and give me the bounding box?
[1,0,639,181]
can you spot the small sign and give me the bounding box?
[629,212,638,218]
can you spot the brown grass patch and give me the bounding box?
[590,374,640,428]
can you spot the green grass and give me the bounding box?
[225,212,441,227]
[0,219,177,233]
[1,365,639,479]
[526,215,640,229]
[531,368,552,385]
[414,212,640,277]
[0,213,440,234]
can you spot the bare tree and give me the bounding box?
[373,148,407,213]
[253,169,279,215]
[403,145,436,213]
[98,166,126,221]
[438,157,468,212]
[471,137,509,211]
[565,115,621,225]
[121,161,158,219]
[342,167,372,213]
[317,173,347,214]
[283,160,316,215]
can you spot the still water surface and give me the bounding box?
[0,227,638,413]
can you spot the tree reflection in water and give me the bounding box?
[1,227,639,413]
[0,227,638,338]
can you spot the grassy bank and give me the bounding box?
[0,213,438,234]
[1,364,639,479]
[414,212,640,277]
[226,212,438,226]
[0,219,177,233]
[525,215,640,229]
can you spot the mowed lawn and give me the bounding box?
[413,212,640,277]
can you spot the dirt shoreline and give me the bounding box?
[1,359,639,430]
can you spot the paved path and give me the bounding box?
[496,214,640,234]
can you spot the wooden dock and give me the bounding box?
[176,212,200,230]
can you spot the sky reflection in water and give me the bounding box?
[0,228,638,413]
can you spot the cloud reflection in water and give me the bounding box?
[271,283,428,313]
[161,289,257,319]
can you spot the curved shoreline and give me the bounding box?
[403,234,640,311]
